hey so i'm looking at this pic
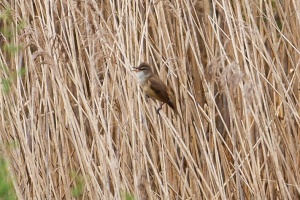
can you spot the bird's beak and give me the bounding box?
[131,67,139,72]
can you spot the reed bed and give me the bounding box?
[0,0,299,199]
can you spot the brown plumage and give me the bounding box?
[132,62,178,115]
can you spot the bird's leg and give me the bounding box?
[156,102,165,114]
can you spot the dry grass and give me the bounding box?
[0,0,299,199]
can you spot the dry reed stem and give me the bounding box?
[0,0,299,199]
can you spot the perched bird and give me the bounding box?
[132,62,178,115]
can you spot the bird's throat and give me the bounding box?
[136,71,151,85]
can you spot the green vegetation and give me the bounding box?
[0,7,25,93]
[71,173,84,198]
[0,157,17,200]
[123,192,135,200]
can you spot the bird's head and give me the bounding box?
[132,62,153,74]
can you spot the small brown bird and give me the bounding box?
[132,62,178,115]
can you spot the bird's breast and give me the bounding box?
[141,83,157,98]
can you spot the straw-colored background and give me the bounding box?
[0,0,299,199]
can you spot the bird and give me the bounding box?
[132,62,179,115]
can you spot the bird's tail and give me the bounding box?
[167,88,182,119]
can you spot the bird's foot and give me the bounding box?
[156,107,162,114]
[156,103,164,114]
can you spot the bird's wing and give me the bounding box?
[147,76,169,102]
[147,76,176,110]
